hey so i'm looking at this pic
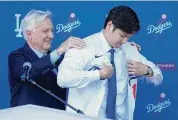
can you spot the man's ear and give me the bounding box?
[26,30,32,40]
[106,21,114,32]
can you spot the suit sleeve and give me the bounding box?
[8,51,62,81]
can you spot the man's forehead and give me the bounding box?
[35,18,53,29]
[118,29,133,36]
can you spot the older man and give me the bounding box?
[8,9,85,110]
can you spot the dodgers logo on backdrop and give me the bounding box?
[146,93,171,113]
[15,14,23,37]
[56,13,81,34]
[147,14,172,39]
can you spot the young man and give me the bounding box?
[57,6,163,120]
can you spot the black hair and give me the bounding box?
[104,6,140,34]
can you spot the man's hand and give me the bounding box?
[129,42,141,51]
[56,36,86,56]
[99,64,113,80]
[127,60,149,76]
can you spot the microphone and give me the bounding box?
[20,61,85,114]
[20,62,84,114]
[21,62,32,81]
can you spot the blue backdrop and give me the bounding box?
[0,1,177,120]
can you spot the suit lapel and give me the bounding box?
[23,43,40,61]
[23,43,62,75]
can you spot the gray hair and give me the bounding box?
[21,9,52,40]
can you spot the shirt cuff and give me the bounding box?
[83,70,100,83]
[50,49,61,65]
[145,65,163,86]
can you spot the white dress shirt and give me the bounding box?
[57,31,163,120]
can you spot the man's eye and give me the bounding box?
[121,34,125,37]
[43,30,48,33]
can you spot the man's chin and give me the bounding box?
[44,46,51,51]
[115,44,122,48]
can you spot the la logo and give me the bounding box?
[14,14,22,37]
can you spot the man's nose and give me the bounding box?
[122,37,128,44]
[48,31,54,39]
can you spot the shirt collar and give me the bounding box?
[30,46,47,58]
[98,30,120,54]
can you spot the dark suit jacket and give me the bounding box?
[8,43,66,110]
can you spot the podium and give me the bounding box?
[0,105,110,120]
